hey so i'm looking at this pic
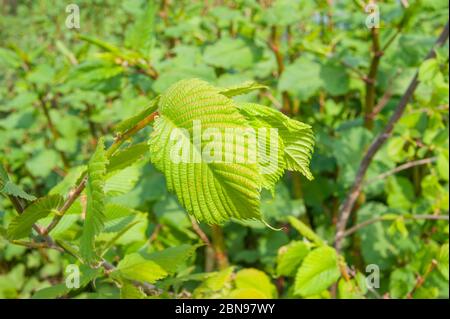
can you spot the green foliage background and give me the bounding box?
[0,0,448,299]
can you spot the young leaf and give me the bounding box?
[120,282,146,299]
[114,253,168,284]
[238,102,315,180]
[233,268,277,298]
[288,216,324,246]
[7,195,63,239]
[276,241,310,277]
[113,244,199,284]
[125,1,156,56]
[219,81,268,98]
[80,138,108,263]
[149,79,262,224]
[294,246,340,297]
[107,142,149,173]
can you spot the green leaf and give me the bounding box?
[1,181,36,201]
[338,274,367,299]
[114,97,159,134]
[105,165,140,196]
[219,81,268,98]
[193,267,234,298]
[100,221,141,257]
[80,138,108,263]
[149,79,262,224]
[120,282,146,299]
[203,37,261,70]
[288,216,324,246]
[233,268,277,298]
[49,165,86,195]
[294,246,340,297]
[7,195,63,240]
[320,62,350,96]
[107,142,149,173]
[114,255,167,284]
[114,244,198,284]
[32,266,101,299]
[276,241,310,277]
[437,243,449,281]
[278,57,323,101]
[143,244,199,274]
[238,102,315,181]
[419,58,440,83]
[0,164,36,201]
[125,1,156,56]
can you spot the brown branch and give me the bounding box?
[268,26,292,115]
[189,216,211,246]
[366,157,437,184]
[364,24,383,130]
[407,259,438,299]
[334,21,449,252]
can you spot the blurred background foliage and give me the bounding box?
[0,0,448,299]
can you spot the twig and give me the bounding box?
[43,111,158,235]
[336,214,449,240]
[364,18,383,130]
[366,157,437,184]
[366,70,400,120]
[189,216,211,246]
[407,259,438,298]
[5,112,160,295]
[334,21,449,252]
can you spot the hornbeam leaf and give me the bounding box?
[7,195,63,239]
[294,246,340,297]
[1,181,36,201]
[0,164,36,201]
[114,244,199,283]
[237,102,315,180]
[80,137,108,263]
[149,79,262,224]
[32,266,101,299]
[114,253,168,283]
[219,81,268,98]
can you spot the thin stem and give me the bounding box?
[336,214,449,240]
[365,157,437,185]
[407,259,438,299]
[334,21,449,252]
[37,91,70,170]
[364,25,382,130]
[44,111,158,235]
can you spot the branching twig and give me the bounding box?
[6,110,161,296]
[365,157,437,185]
[44,111,158,235]
[334,21,449,252]
[336,214,449,240]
